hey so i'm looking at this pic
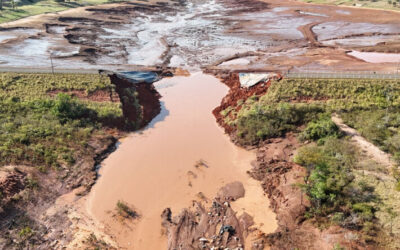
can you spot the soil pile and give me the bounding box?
[161,182,260,250]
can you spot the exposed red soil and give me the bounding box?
[109,74,161,129]
[209,69,371,249]
[249,134,369,249]
[211,72,281,134]
[161,182,257,250]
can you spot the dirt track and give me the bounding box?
[332,114,395,168]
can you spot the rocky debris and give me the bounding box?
[249,133,368,249]
[162,200,253,250]
[161,182,255,250]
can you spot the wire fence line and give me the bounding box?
[286,71,400,79]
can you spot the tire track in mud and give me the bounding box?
[297,21,326,47]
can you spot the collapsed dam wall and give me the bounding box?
[109,73,161,130]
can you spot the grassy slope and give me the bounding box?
[298,0,400,11]
[226,78,400,247]
[0,72,122,171]
[223,78,400,145]
[0,0,112,24]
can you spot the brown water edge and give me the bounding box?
[86,72,277,249]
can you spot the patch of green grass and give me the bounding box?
[261,78,400,111]
[235,102,324,145]
[231,78,400,246]
[0,0,112,24]
[0,73,122,170]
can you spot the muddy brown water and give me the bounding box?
[86,73,277,249]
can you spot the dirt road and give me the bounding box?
[332,114,395,168]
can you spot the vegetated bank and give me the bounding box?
[0,72,162,249]
[214,73,400,249]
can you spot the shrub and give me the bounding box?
[116,200,138,219]
[52,93,96,124]
[236,103,324,145]
[295,138,356,216]
[352,203,375,221]
[18,227,33,239]
[299,115,343,142]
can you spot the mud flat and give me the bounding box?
[86,73,277,249]
[348,51,400,63]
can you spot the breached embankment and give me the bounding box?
[108,72,162,129]
[86,72,278,249]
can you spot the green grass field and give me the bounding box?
[0,73,122,171]
[0,0,112,24]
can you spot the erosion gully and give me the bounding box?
[86,72,277,249]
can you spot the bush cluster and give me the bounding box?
[236,103,324,145]
[295,138,378,231]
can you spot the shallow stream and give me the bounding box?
[86,72,277,249]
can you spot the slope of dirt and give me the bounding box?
[209,70,372,249]
[0,135,117,249]
[210,71,281,134]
